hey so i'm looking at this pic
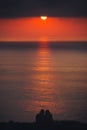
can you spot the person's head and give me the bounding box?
[40,109,44,114]
[45,109,50,114]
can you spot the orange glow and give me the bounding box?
[25,46,57,112]
[0,17,87,41]
[23,46,64,114]
[41,16,47,21]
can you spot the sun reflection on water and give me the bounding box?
[24,45,59,115]
[23,44,68,122]
[31,46,55,110]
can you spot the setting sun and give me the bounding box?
[41,16,47,20]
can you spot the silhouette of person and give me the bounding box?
[45,110,53,124]
[36,109,45,124]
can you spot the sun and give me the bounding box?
[41,16,47,21]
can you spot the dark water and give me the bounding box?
[0,42,87,123]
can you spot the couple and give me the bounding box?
[36,109,53,124]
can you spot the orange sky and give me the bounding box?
[0,17,87,41]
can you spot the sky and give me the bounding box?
[0,0,87,41]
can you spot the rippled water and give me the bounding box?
[0,45,87,122]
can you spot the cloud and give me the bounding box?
[0,0,87,18]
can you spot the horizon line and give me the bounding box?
[0,40,87,43]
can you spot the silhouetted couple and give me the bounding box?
[36,109,53,124]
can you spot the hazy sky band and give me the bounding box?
[0,17,87,41]
[0,0,87,18]
[0,1,87,41]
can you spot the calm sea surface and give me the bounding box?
[0,42,87,123]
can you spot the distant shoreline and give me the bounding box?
[0,41,87,44]
[0,41,87,50]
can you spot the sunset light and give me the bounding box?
[41,16,47,20]
[0,0,87,127]
[0,17,87,41]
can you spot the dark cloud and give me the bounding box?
[0,0,87,18]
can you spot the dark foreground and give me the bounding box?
[0,120,87,130]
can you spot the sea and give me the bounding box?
[0,41,87,123]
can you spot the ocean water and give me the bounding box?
[0,42,87,123]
